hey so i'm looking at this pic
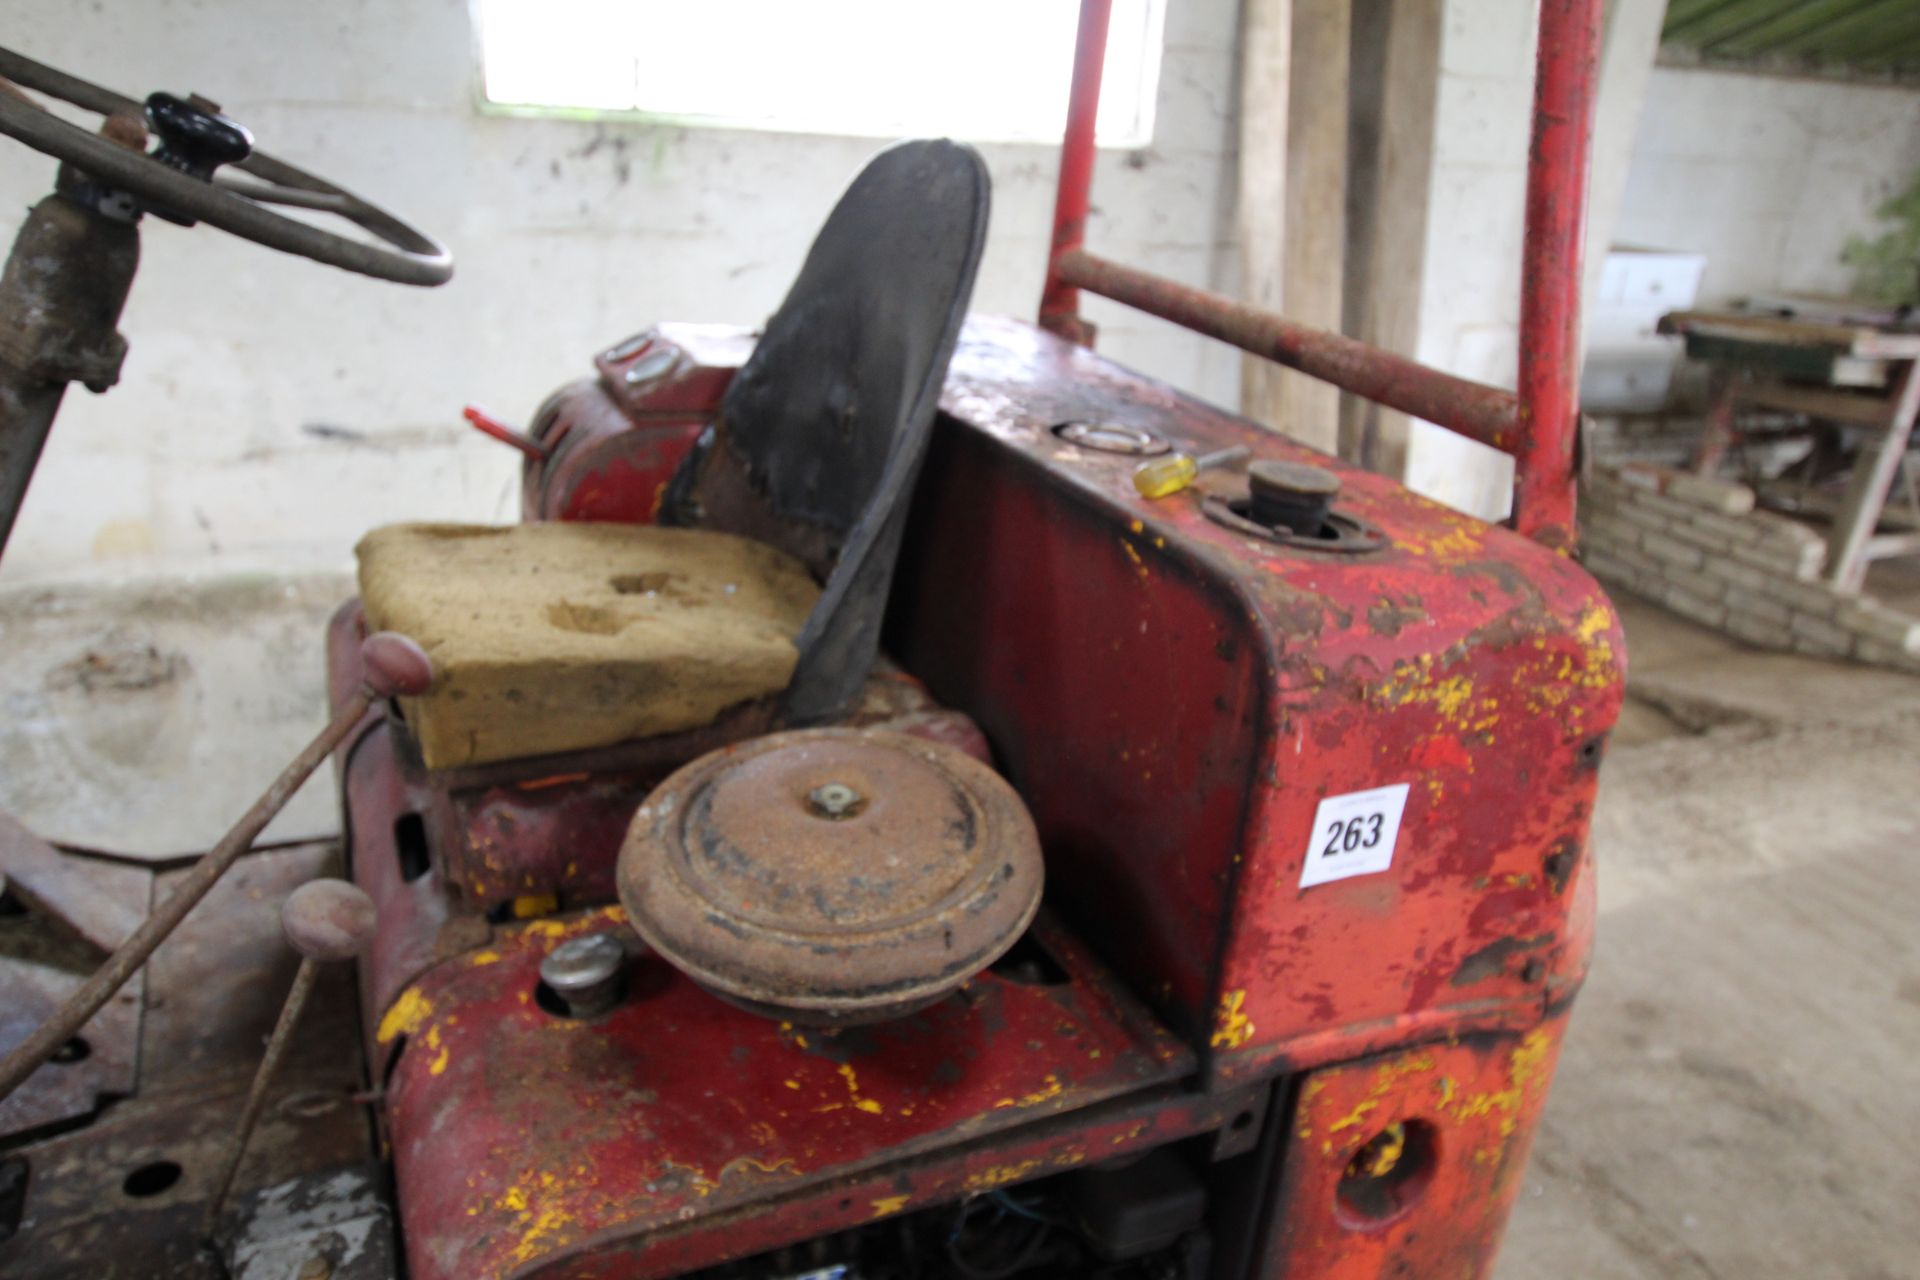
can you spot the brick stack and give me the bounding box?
[1579,463,1920,673]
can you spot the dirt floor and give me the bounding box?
[1497,594,1920,1280]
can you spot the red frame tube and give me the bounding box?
[1039,0,1111,343]
[1514,0,1603,548]
[1040,0,1601,549]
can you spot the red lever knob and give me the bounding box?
[361,631,433,698]
[281,879,378,963]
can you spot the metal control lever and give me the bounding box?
[0,631,432,1102]
[200,878,377,1238]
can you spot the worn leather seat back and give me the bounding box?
[662,139,990,724]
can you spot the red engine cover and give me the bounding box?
[338,315,1621,1279]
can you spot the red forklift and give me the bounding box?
[0,2,1619,1276]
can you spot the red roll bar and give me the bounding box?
[1037,0,1112,347]
[1039,0,1602,550]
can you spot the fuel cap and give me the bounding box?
[1247,459,1340,535]
[618,728,1043,1025]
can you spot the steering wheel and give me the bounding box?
[0,46,451,286]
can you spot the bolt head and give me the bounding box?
[606,332,654,361]
[623,347,680,386]
[806,782,865,819]
[282,880,377,962]
[540,933,627,996]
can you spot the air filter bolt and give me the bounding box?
[540,933,627,1018]
[807,782,865,820]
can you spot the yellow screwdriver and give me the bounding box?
[1133,445,1251,499]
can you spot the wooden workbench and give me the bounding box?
[1660,309,1920,593]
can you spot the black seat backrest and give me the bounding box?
[661,139,990,723]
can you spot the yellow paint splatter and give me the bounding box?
[838,1063,884,1115]
[467,949,502,966]
[1358,1122,1407,1177]
[1509,1026,1554,1090]
[496,1170,577,1267]
[871,1194,911,1217]
[1372,653,1487,730]
[718,1156,801,1183]
[377,987,433,1044]
[519,905,626,943]
[426,1024,450,1076]
[1400,524,1484,561]
[1440,1028,1556,1137]
[1210,989,1255,1050]
[994,1073,1064,1110]
[965,1160,1040,1191]
[511,893,559,919]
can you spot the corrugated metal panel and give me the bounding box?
[1662,0,1920,84]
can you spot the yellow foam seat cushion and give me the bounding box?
[356,522,819,769]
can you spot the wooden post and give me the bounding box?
[1236,0,1291,438]
[1276,0,1351,455]
[1828,360,1920,593]
[1340,0,1443,476]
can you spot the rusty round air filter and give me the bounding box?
[617,728,1043,1026]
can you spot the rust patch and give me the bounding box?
[1366,595,1428,637]
[1450,934,1554,988]
[1541,841,1579,895]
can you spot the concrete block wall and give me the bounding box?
[1581,463,1920,672]
[1585,414,1700,469]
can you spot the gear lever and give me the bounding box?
[200,878,377,1238]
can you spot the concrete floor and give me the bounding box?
[1498,595,1920,1279]
[0,563,351,859]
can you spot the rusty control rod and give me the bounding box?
[0,631,432,1103]
[201,878,378,1239]
[1052,249,1522,454]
